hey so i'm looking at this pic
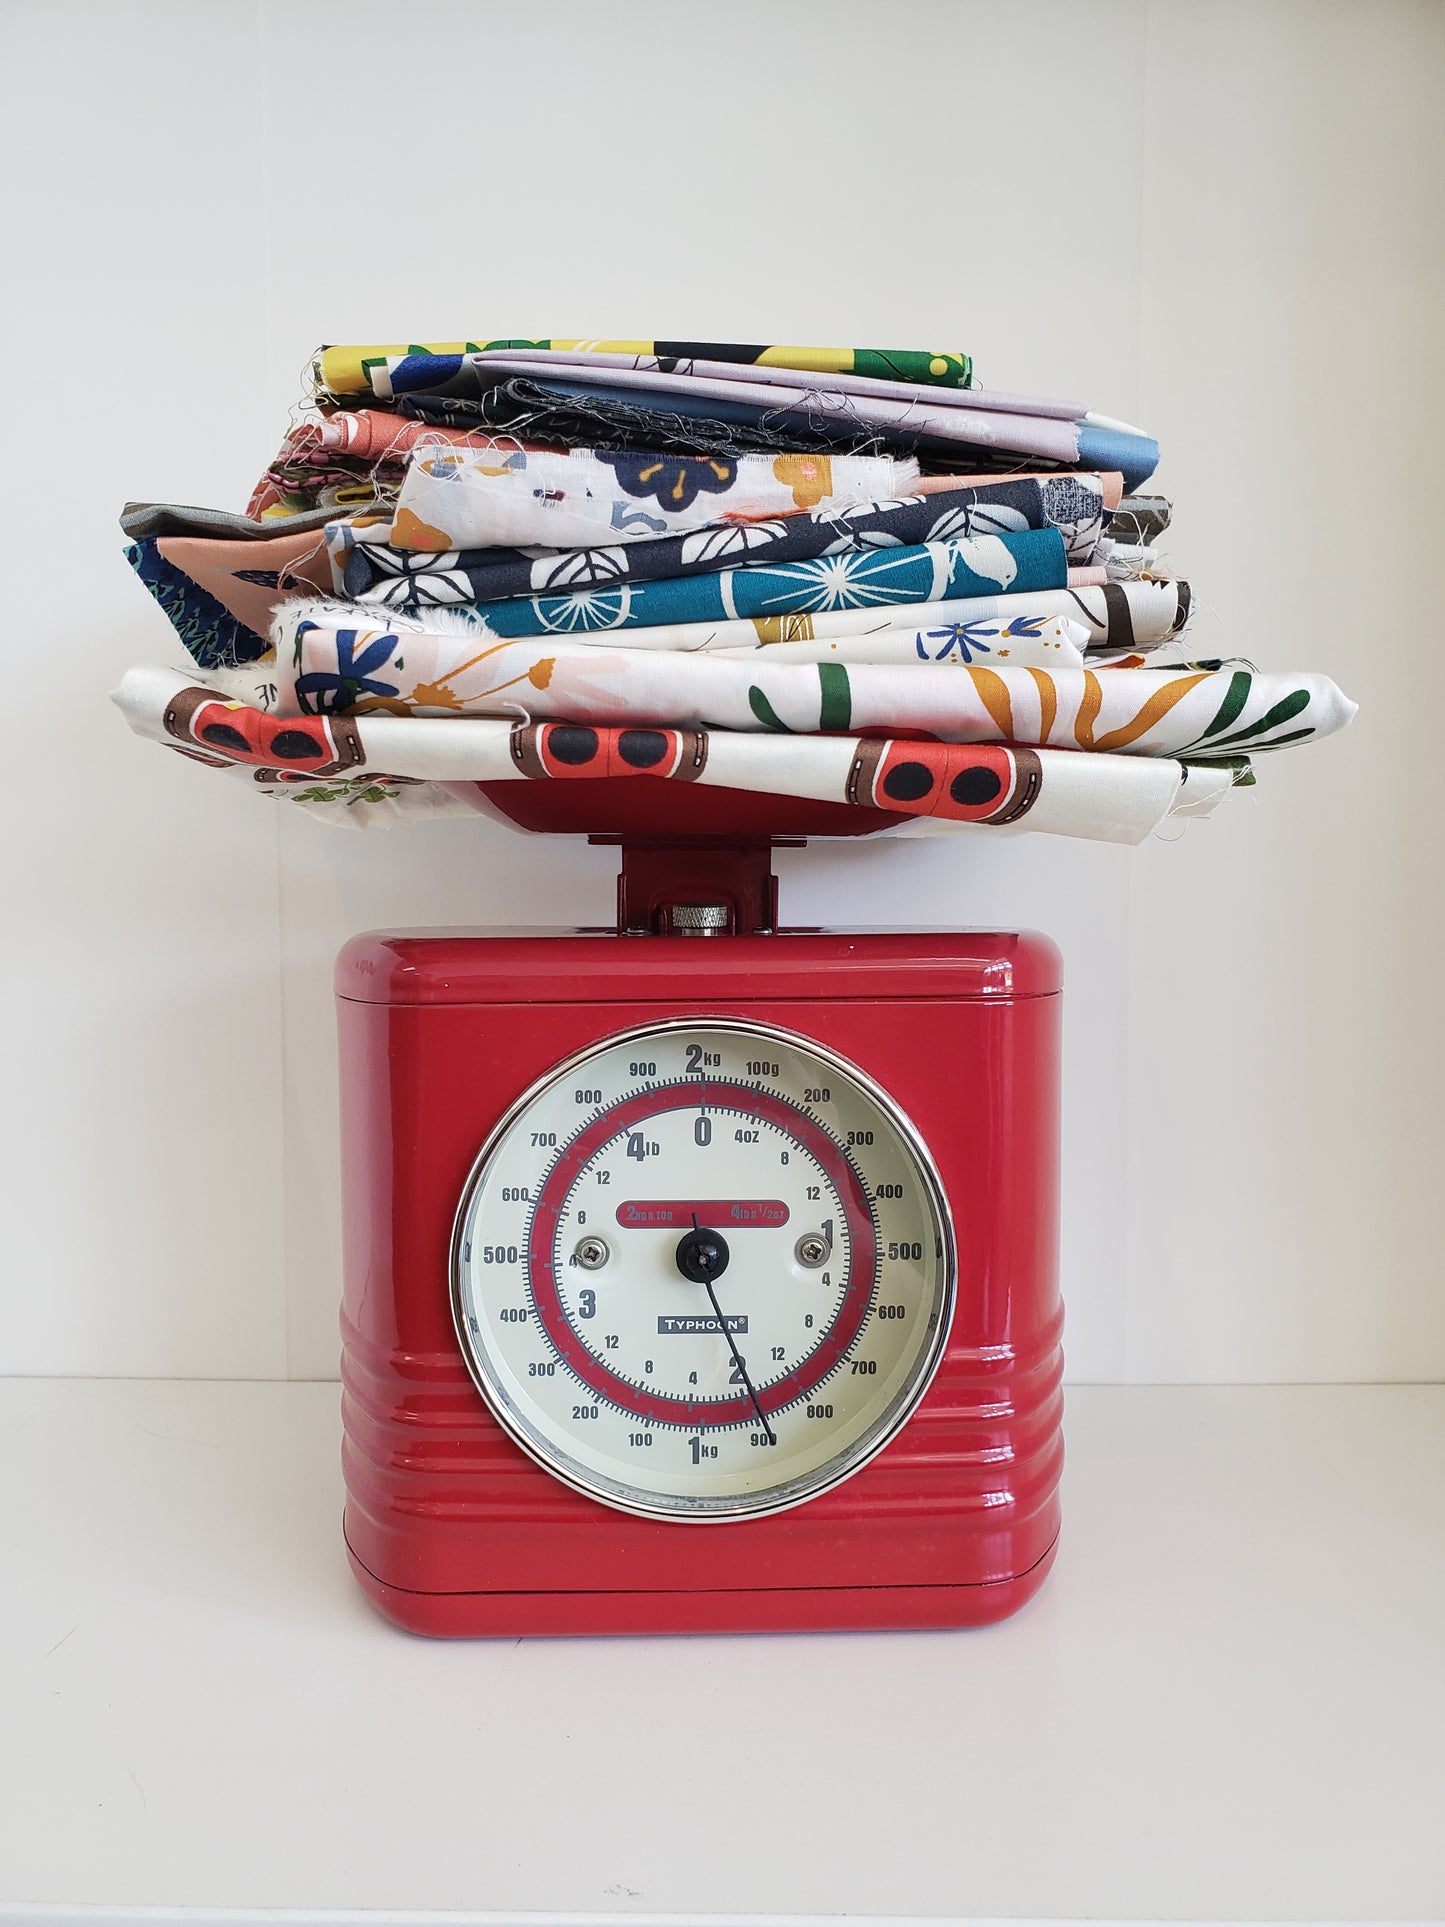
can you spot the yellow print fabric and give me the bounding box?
[318,339,973,397]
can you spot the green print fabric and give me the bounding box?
[264,609,1356,759]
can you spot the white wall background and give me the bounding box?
[1,0,1439,1385]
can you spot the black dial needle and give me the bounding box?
[700,1269,775,1446]
[679,1214,776,1445]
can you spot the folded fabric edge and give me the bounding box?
[109,664,1235,847]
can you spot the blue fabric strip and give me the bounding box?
[1076,421,1160,492]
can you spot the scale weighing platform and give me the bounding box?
[337,780,1063,1636]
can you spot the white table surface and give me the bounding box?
[1,1380,1440,1925]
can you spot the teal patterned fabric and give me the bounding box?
[348,528,1071,640]
[125,539,261,669]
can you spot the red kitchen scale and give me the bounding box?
[337,774,1062,1636]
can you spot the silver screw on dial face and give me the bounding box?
[795,1234,829,1268]
[575,1236,610,1270]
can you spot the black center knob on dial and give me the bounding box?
[674,1224,731,1283]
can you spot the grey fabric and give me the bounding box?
[120,500,341,541]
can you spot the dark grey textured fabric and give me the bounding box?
[1108,494,1172,545]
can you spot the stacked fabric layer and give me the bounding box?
[113,335,1354,843]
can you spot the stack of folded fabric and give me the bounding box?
[113,336,1355,845]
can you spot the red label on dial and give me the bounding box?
[615,1198,791,1229]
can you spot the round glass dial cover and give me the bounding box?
[451,1019,956,1521]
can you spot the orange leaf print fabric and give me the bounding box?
[772,454,834,510]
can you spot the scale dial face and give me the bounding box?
[451,1018,956,1522]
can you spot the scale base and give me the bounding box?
[345,1533,1060,1638]
[336,839,1066,1640]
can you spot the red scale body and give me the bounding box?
[338,833,1064,1638]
